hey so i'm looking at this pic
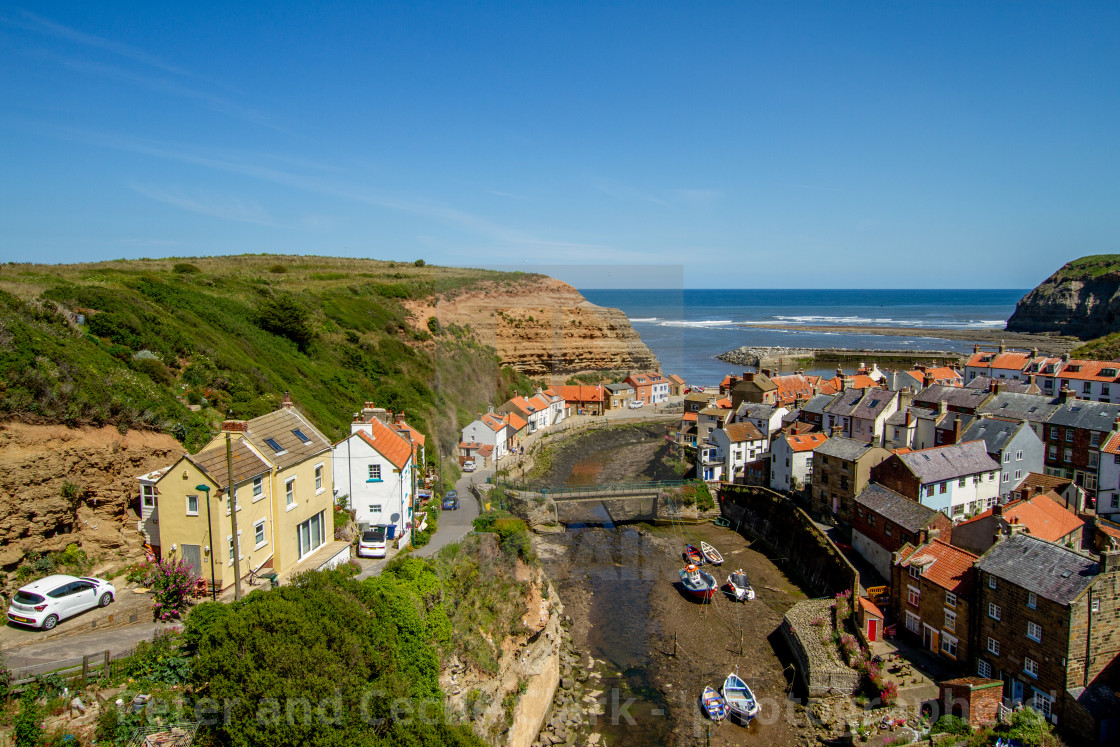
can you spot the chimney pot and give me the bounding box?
[282,391,293,408]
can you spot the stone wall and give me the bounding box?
[781,599,861,696]
[720,484,859,598]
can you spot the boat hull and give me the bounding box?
[679,568,718,599]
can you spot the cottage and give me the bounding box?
[871,441,1000,519]
[770,432,828,494]
[809,437,891,521]
[852,483,953,580]
[960,417,1045,497]
[950,492,1086,556]
[894,539,978,665]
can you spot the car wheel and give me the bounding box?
[42,614,59,631]
[99,592,113,607]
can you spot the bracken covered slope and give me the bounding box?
[405,276,660,378]
[1006,255,1120,339]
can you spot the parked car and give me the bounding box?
[6,574,115,631]
[442,490,460,510]
[628,399,644,409]
[462,460,476,472]
[357,526,387,558]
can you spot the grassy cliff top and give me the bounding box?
[0,255,541,452]
[1051,255,1120,282]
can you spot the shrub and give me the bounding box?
[256,292,315,351]
[172,263,200,273]
[268,264,288,273]
[932,714,972,736]
[149,555,199,621]
[133,356,175,386]
[414,259,425,267]
[13,690,43,747]
[880,681,898,706]
[128,629,191,684]
[427,316,443,336]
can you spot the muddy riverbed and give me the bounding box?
[522,423,686,489]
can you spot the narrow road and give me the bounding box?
[2,622,177,674]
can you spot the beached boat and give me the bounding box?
[726,569,755,602]
[700,685,730,722]
[700,541,724,565]
[721,673,760,722]
[678,564,718,600]
[683,544,705,564]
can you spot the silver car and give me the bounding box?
[6,574,116,630]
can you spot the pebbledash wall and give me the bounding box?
[719,484,859,599]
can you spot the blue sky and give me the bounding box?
[2,2,1118,288]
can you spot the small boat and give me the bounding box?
[722,673,760,722]
[700,685,729,722]
[678,564,718,599]
[683,544,705,564]
[727,570,755,602]
[712,517,730,528]
[701,541,724,565]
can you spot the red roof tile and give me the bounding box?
[902,539,978,595]
[357,419,412,470]
[786,433,828,452]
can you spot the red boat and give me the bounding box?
[679,564,718,599]
[683,544,705,564]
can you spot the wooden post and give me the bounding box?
[672,633,678,657]
[739,630,744,657]
[103,650,110,675]
[82,654,90,679]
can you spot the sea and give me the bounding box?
[578,289,1027,387]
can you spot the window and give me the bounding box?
[292,428,312,444]
[314,463,324,493]
[1066,429,1074,442]
[1003,473,1010,483]
[285,477,295,507]
[369,503,382,514]
[141,485,157,509]
[265,437,287,454]
[989,575,997,590]
[908,585,920,607]
[368,464,382,481]
[978,659,992,679]
[228,531,241,563]
[1064,448,1073,463]
[1092,598,1100,613]
[1049,445,1057,460]
[945,591,957,608]
[1024,657,1038,678]
[906,612,920,634]
[1027,591,1037,609]
[1027,621,1042,642]
[868,514,876,527]
[989,602,1001,620]
[254,519,266,548]
[186,494,199,515]
[1014,469,1022,480]
[944,609,957,632]
[885,523,893,536]
[297,511,326,560]
[253,476,263,498]
[1032,690,1053,720]
[939,481,947,494]
[987,637,1000,656]
[1003,452,1011,463]
[940,633,958,658]
[908,564,920,579]
[958,477,966,487]
[926,485,935,497]
[1084,382,1092,394]
[1090,452,1099,468]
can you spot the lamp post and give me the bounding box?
[195,484,217,602]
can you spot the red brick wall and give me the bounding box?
[872,457,922,501]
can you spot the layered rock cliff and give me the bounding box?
[0,423,184,581]
[1007,256,1120,339]
[405,277,661,378]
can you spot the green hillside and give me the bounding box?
[1052,254,1120,281]
[0,255,540,454]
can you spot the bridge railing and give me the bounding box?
[529,480,691,499]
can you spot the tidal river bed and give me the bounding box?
[535,522,811,746]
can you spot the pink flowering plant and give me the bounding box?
[150,556,199,622]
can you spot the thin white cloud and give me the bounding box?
[129,184,284,228]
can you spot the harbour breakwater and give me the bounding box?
[717,345,960,372]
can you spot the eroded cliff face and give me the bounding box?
[1007,263,1120,339]
[0,423,184,577]
[406,277,660,378]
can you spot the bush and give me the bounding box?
[13,690,43,747]
[256,293,315,351]
[932,714,972,736]
[414,259,425,267]
[128,629,191,684]
[149,555,199,621]
[172,263,200,274]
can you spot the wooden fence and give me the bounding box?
[8,646,140,695]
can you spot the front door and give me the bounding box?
[867,618,878,642]
[1011,679,1025,705]
[182,544,202,577]
[923,624,937,651]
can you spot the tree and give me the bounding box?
[257,293,315,352]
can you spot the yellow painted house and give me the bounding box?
[148,397,340,591]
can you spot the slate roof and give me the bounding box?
[976,392,1060,424]
[897,440,999,483]
[976,533,1098,605]
[1046,400,1120,433]
[816,436,879,462]
[605,382,633,394]
[737,402,779,421]
[241,407,333,470]
[850,390,895,420]
[823,389,865,416]
[960,418,1028,457]
[966,375,1036,393]
[855,483,940,533]
[187,441,271,490]
[801,394,834,416]
[886,406,937,426]
[901,539,978,595]
[912,384,993,413]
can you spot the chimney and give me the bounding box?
[905,411,912,426]
[938,400,948,415]
[1062,352,1071,362]
[282,391,293,409]
[762,368,772,377]
[1102,549,1120,575]
[993,502,1004,517]
[1059,386,1077,403]
[831,424,843,437]
[953,417,962,442]
[1032,347,1039,359]
[973,344,979,354]
[222,419,248,432]
[999,340,1006,353]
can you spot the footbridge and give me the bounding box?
[505,480,692,525]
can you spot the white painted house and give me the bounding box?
[333,415,415,543]
[880,441,1001,520]
[461,409,511,461]
[707,421,767,483]
[770,433,828,493]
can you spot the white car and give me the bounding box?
[462,460,476,472]
[628,400,644,409]
[357,526,387,558]
[7,574,115,631]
